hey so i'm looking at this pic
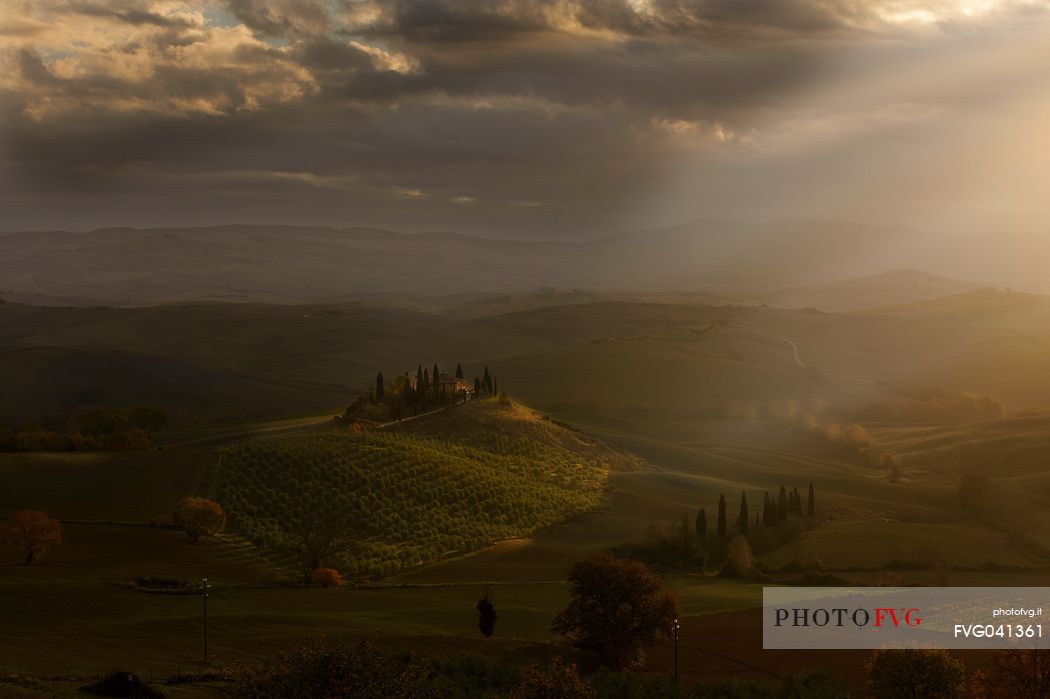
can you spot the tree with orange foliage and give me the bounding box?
[553,554,679,669]
[172,497,226,543]
[511,659,592,699]
[6,510,62,564]
[312,567,343,588]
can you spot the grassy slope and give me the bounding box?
[868,416,1050,477]
[864,289,1050,407]
[0,450,215,521]
[0,345,343,425]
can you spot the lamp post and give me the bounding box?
[672,617,680,682]
[201,577,210,664]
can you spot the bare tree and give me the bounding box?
[293,510,353,584]
[984,649,1050,699]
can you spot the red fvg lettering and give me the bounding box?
[873,608,922,627]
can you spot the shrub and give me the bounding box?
[511,659,592,699]
[4,510,62,564]
[312,567,343,588]
[234,638,436,698]
[866,648,966,699]
[430,656,518,697]
[133,577,197,594]
[172,497,226,543]
[721,535,754,579]
[692,677,775,697]
[587,668,687,697]
[778,670,849,698]
[82,672,164,698]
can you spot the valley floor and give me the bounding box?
[2,412,1047,696]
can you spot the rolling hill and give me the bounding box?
[209,400,638,578]
[877,287,1050,331]
[754,270,980,312]
[7,294,1050,427]
[867,416,1050,477]
[0,300,795,425]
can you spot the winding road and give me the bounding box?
[781,337,805,368]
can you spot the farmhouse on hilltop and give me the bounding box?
[436,372,471,396]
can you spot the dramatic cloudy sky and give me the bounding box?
[1,0,1048,237]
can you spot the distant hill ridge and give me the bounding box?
[0,219,1019,306]
[755,270,982,312]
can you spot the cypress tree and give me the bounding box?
[416,365,425,397]
[695,508,707,541]
[807,481,815,517]
[738,491,749,535]
[763,491,774,526]
[456,363,464,379]
[794,488,802,515]
[423,368,430,394]
[404,372,416,408]
[680,512,693,560]
[482,365,492,395]
[474,377,481,396]
[376,371,385,402]
[477,594,497,638]
[717,494,727,540]
[432,363,440,397]
[777,485,788,522]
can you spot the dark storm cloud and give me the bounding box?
[226,0,332,37]
[60,1,198,28]
[1,0,1045,235]
[350,0,1045,41]
[362,0,866,41]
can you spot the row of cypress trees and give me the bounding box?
[474,365,498,398]
[375,363,460,405]
[695,482,816,541]
[373,362,499,405]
